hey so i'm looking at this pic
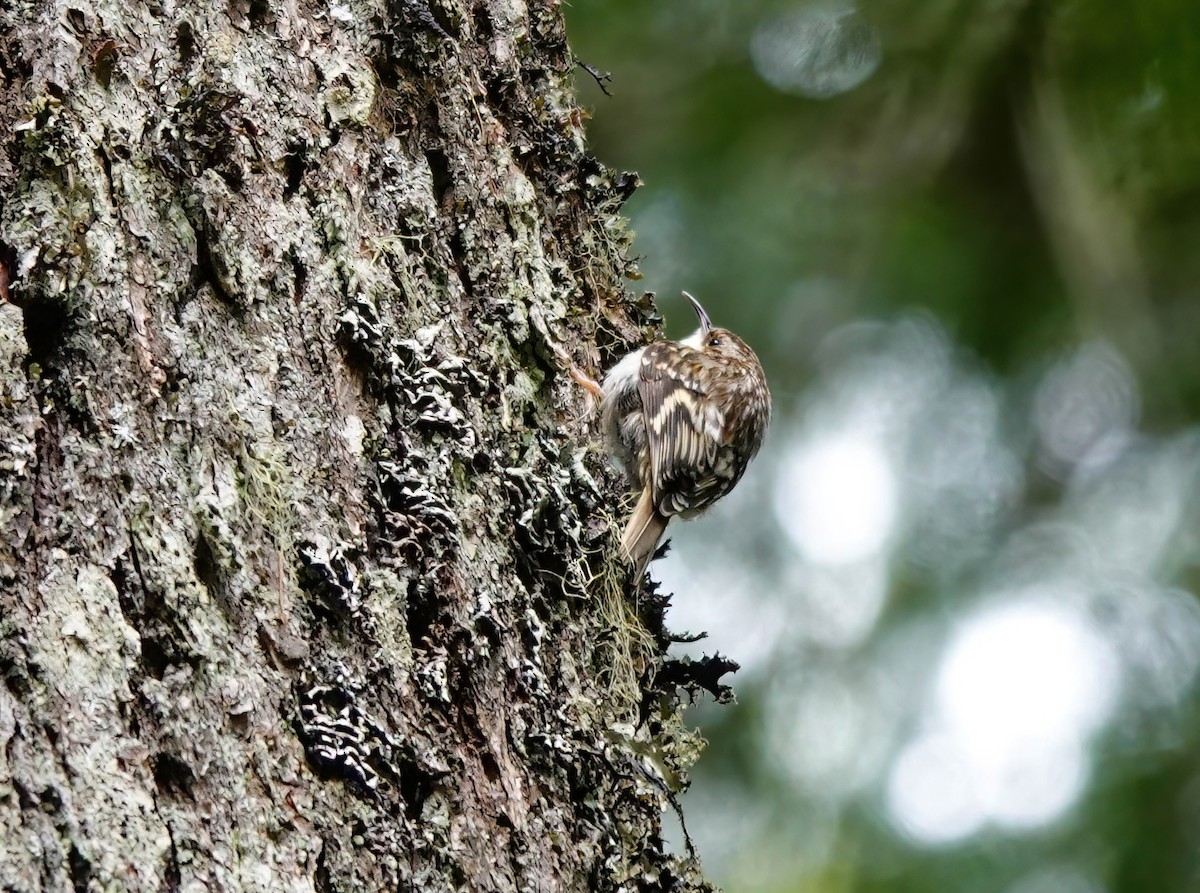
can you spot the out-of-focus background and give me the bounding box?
[566,1,1200,891]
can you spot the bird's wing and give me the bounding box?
[638,342,728,518]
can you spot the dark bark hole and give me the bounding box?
[225,0,272,28]
[510,543,547,601]
[0,659,32,702]
[92,39,118,89]
[290,249,308,304]
[140,637,170,680]
[336,331,372,393]
[192,222,241,312]
[472,5,494,40]
[0,239,16,303]
[404,578,439,650]
[397,766,437,820]
[196,531,244,627]
[484,74,513,120]
[193,532,221,600]
[95,144,114,202]
[216,162,243,193]
[446,226,468,279]
[283,144,306,198]
[68,843,92,893]
[425,148,452,205]
[39,785,63,812]
[392,215,423,247]
[247,0,274,28]
[163,833,182,893]
[175,21,196,64]
[313,842,333,893]
[18,292,72,372]
[65,7,86,33]
[152,752,196,800]
[111,559,142,618]
[481,752,501,782]
[12,778,37,810]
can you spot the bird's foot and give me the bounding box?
[550,343,606,418]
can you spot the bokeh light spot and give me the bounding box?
[889,596,1119,843]
[785,560,888,648]
[750,4,881,99]
[1004,865,1105,893]
[1035,342,1138,476]
[937,598,1118,764]
[776,433,897,565]
[887,732,986,844]
[765,668,890,796]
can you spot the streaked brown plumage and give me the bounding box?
[600,293,771,573]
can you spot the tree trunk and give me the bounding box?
[0,1,729,889]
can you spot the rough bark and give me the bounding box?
[0,0,731,890]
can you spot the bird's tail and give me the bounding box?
[620,487,668,575]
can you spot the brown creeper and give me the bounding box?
[601,293,771,572]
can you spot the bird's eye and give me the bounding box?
[708,335,721,347]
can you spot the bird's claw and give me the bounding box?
[550,343,606,419]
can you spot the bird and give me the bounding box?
[599,292,771,573]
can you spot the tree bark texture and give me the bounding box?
[0,0,730,890]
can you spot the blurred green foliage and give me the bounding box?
[569,0,1200,393]
[566,1,1200,891]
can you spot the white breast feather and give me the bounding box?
[601,347,644,395]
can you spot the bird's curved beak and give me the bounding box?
[682,291,712,337]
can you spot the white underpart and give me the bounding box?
[601,346,644,395]
[600,347,647,483]
[680,328,705,350]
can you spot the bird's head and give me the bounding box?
[680,291,759,365]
